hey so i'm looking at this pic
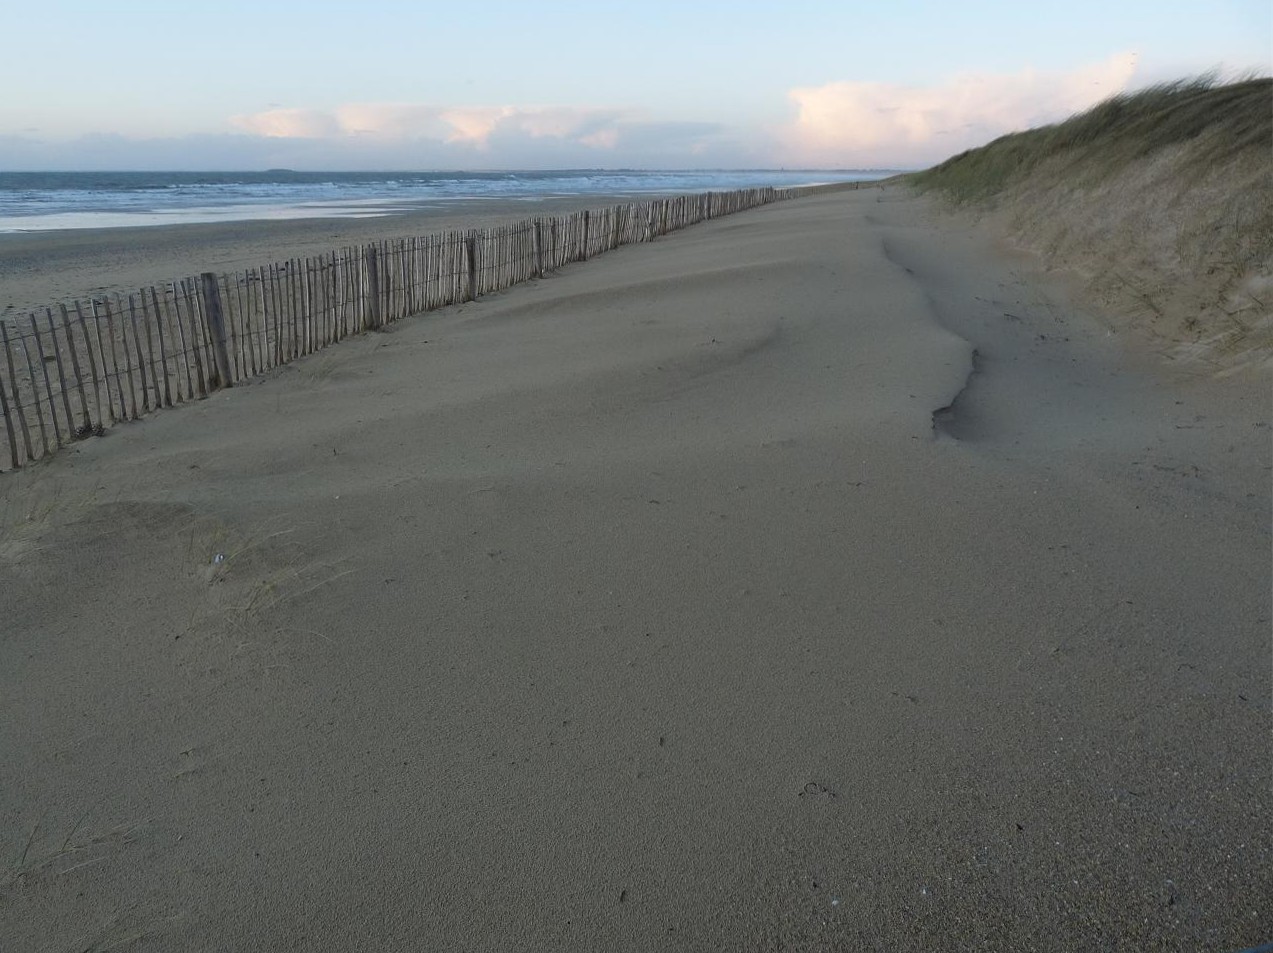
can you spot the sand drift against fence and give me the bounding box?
[0,185,859,472]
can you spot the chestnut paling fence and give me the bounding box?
[0,185,828,472]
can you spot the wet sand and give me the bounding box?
[1,186,1268,951]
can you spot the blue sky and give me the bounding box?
[1,0,1268,170]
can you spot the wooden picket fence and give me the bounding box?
[0,184,832,472]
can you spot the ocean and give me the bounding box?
[0,169,894,233]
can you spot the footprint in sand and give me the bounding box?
[799,781,837,801]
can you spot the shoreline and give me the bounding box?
[0,168,890,239]
[0,194,647,315]
[0,184,870,318]
[0,183,875,316]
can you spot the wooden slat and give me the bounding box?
[99,297,131,421]
[287,260,299,358]
[125,295,151,412]
[304,258,315,352]
[199,272,234,389]
[29,314,65,445]
[148,287,173,406]
[231,272,250,375]
[217,274,240,380]
[57,304,92,434]
[253,268,268,368]
[88,299,117,423]
[268,264,281,366]
[18,334,50,458]
[237,270,257,377]
[0,344,19,470]
[73,301,106,424]
[330,252,340,341]
[43,309,77,433]
[136,291,161,409]
[174,281,205,399]
[113,296,138,417]
[366,245,382,327]
[0,323,32,465]
[312,257,323,346]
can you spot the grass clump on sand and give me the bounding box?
[908,77,1272,366]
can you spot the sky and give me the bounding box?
[0,0,1268,171]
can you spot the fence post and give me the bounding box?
[199,272,234,389]
[0,322,32,465]
[534,220,544,278]
[0,327,19,470]
[465,230,479,301]
[366,245,382,329]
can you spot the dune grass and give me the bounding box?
[908,76,1271,204]
[906,76,1272,362]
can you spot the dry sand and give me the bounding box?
[1,186,1269,951]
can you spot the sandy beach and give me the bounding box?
[1,186,1268,950]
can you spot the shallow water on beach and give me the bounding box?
[0,169,893,232]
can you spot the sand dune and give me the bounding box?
[2,187,1268,951]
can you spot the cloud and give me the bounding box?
[579,129,619,149]
[230,102,629,151]
[231,108,342,139]
[9,57,1144,172]
[334,103,446,138]
[232,104,444,140]
[0,116,741,172]
[435,106,510,145]
[777,52,1140,167]
[212,102,739,167]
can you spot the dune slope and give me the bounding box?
[910,77,1273,370]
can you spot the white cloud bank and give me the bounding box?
[206,103,739,168]
[230,104,632,151]
[225,53,1140,168]
[1,54,1142,170]
[776,52,1140,167]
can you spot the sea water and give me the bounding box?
[0,169,895,233]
